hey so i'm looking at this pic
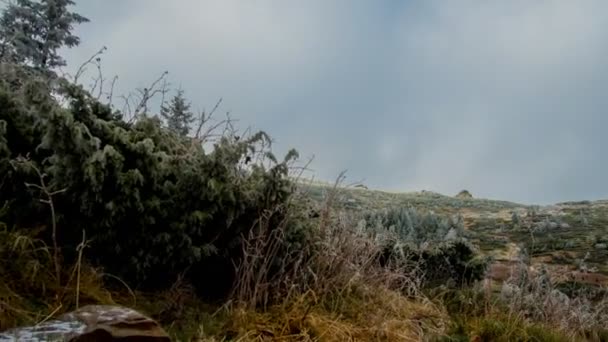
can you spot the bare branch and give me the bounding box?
[119,94,134,122]
[93,60,104,100]
[75,229,89,309]
[24,182,45,192]
[132,71,169,118]
[290,156,315,184]
[159,77,169,109]
[72,46,107,84]
[14,157,67,286]
[202,114,233,143]
[88,61,103,98]
[49,189,68,196]
[221,112,238,138]
[107,75,118,107]
[194,98,223,139]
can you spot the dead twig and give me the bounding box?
[193,98,223,139]
[13,157,67,287]
[72,46,107,84]
[132,71,169,118]
[75,229,88,309]
[107,75,118,107]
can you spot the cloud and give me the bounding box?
[62,0,608,204]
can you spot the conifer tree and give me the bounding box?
[160,89,194,136]
[0,0,88,71]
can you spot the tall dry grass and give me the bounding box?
[214,177,448,341]
[498,262,608,340]
[0,226,113,330]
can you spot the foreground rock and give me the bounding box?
[0,305,170,341]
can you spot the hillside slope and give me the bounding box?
[300,181,608,280]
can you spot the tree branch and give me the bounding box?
[72,46,107,84]
[132,71,169,118]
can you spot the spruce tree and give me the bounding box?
[0,0,88,71]
[160,89,194,136]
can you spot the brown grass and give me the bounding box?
[0,227,114,330]
[193,286,446,341]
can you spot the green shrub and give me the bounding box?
[362,206,465,246]
[390,240,487,287]
[360,207,488,287]
[0,65,305,298]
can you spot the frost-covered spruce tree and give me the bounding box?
[360,206,485,287]
[0,0,88,71]
[160,89,194,136]
[362,206,465,246]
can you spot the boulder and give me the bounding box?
[0,305,170,341]
[455,190,473,199]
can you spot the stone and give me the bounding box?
[444,228,458,240]
[0,305,170,341]
[455,190,473,199]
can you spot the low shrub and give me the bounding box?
[0,64,306,298]
[359,206,488,288]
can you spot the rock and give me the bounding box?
[444,228,458,240]
[0,305,170,341]
[455,190,473,199]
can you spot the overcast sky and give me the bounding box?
[60,0,608,205]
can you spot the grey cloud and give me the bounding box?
[62,0,608,204]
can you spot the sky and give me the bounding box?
[59,0,608,205]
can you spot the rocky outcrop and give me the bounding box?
[455,190,473,199]
[0,305,170,341]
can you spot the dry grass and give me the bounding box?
[5,176,608,342]
[203,177,448,341]
[497,263,608,339]
[192,286,446,342]
[0,227,114,330]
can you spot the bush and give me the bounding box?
[391,240,488,288]
[360,207,487,288]
[0,65,305,298]
[361,206,465,246]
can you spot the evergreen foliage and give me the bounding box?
[0,0,309,300]
[0,62,304,298]
[362,206,465,247]
[391,240,487,287]
[160,89,194,136]
[0,0,88,71]
[360,207,486,287]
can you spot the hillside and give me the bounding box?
[301,181,608,282]
[300,181,525,212]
